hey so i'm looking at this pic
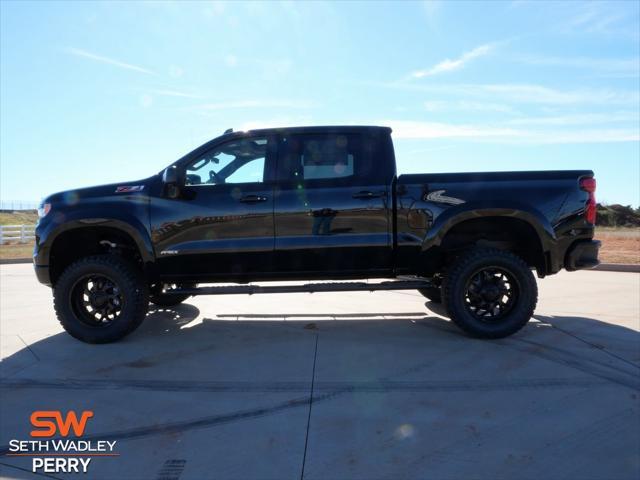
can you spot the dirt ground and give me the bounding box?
[595,229,640,264]
[1,229,638,264]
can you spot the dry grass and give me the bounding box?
[0,211,38,226]
[0,243,33,260]
[0,211,37,260]
[1,226,638,265]
[595,228,640,264]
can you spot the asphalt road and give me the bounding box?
[1,264,639,480]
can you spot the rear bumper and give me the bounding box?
[565,240,601,271]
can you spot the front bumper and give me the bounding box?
[34,263,52,286]
[565,239,601,271]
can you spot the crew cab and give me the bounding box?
[34,126,600,343]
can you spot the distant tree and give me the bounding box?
[596,204,640,227]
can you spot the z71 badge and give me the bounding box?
[115,185,144,193]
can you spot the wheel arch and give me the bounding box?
[421,206,554,275]
[45,219,155,285]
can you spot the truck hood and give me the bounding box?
[42,177,155,206]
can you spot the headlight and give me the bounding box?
[37,202,51,218]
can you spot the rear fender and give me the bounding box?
[421,202,556,253]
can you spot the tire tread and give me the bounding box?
[53,255,148,343]
[443,248,537,339]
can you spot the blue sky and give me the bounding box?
[1,0,639,206]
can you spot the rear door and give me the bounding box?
[273,130,394,276]
[150,134,277,280]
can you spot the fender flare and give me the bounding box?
[421,202,556,253]
[39,216,155,266]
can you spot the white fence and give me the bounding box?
[0,225,36,245]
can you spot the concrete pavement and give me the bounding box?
[0,263,639,479]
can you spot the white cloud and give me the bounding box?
[424,100,517,114]
[383,120,639,144]
[150,89,202,99]
[381,81,639,106]
[422,0,442,29]
[481,84,639,105]
[411,43,494,78]
[385,120,519,139]
[239,116,315,131]
[514,54,639,76]
[192,99,317,111]
[562,2,637,38]
[507,112,639,126]
[65,47,155,75]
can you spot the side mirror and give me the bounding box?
[162,166,182,199]
[162,166,179,184]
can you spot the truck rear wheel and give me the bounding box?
[149,283,195,307]
[53,255,149,343]
[443,248,537,339]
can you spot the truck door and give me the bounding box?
[150,134,276,281]
[273,130,394,276]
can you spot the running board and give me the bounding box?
[167,280,432,296]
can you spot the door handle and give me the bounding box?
[352,191,385,199]
[239,195,268,203]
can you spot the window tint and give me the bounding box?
[281,134,358,182]
[185,137,267,186]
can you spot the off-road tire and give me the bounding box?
[53,255,149,343]
[149,284,195,307]
[443,248,537,339]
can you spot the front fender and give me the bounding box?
[35,202,154,266]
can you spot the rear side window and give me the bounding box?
[278,132,391,185]
[301,138,354,180]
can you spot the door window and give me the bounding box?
[280,135,356,182]
[278,132,389,185]
[185,137,268,186]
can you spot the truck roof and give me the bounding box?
[173,125,392,168]
[221,125,392,137]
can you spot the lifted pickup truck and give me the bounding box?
[34,126,600,343]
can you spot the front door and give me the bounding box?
[273,131,394,277]
[150,134,276,281]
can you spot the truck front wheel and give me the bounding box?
[53,255,149,343]
[443,248,537,339]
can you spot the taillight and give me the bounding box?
[580,177,597,224]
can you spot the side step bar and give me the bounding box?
[168,280,432,296]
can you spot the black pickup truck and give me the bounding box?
[34,126,600,343]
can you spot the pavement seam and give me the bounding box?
[17,334,40,362]
[0,378,610,393]
[540,318,640,370]
[300,332,319,480]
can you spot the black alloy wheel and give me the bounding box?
[70,274,124,326]
[443,248,537,339]
[53,255,149,343]
[463,267,519,321]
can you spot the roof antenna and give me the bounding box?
[224,128,233,134]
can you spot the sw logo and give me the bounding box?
[8,410,118,474]
[30,410,94,437]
